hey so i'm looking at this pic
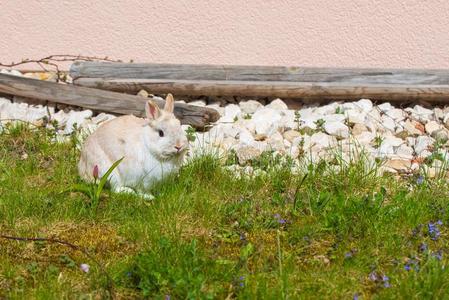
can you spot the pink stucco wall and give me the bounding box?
[1,0,449,70]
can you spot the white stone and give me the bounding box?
[379,115,396,132]
[395,144,414,160]
[299,116,319,130]
[238,128,255,145]
[352,123,368,136]
[434,107,445,121]
[403,120,422,136]
[323,114,346,123]
[394,124,405,134]
[341,102,356,111]
[365,109,382,133]
[297,107,316,119]
[221,137,238,150]
[188,100,206,107]
[385,108,406,122]
[292,135,312,150]
[383,135,405,147]
[221,124,243,139]
[345,109,366,124]
[375,135,403,158]
[410,105,434,123]
[378,102,393,112]
[354,131,375,146]
[418,150,432,159]
[219,104,241,122]
[324,121,349,138]
[432,129,449,142]
[384,159,411,171]
[235,119,256,134]
[235,145,262,165]
[443,113,449,130]
[279,110,297,130]
[375,144,395,158]
[252,108,282,136]
[310,132,336,150]
[415,136,435,155]
[283,130,301,143]
[425,121,441,135]
[314,102,340,115]
[411,162,420,171]
[406,137,416,147]
[63,110,93,134]
[354,99,373,112]
[266,99,288,111]
[239,100,263,114]
[267,132,285,152]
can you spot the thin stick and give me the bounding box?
[0,55,124,82]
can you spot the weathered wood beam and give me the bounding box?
[73,78,449,102]
[0,74,220,129]
[70,62,449,85]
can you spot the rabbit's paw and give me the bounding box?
[114,186,136,194]
[137,192,155,201]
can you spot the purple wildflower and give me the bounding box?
[428,222,442,240]
[404,264,411,271]
[353,293,359,300]
[345,252,353,259]
[416,175,424,185]
[437,220,443,226]
[274,213,287,224]
[419,243,428,252]
[238,276,245,287]
[369,271,378,282]
[165,295,171,300]
[382,275,390,288]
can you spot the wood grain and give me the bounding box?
[70,62,449,85]
[73,78,449,102]
[0,74,220,129]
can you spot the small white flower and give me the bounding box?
[80,263,90,273]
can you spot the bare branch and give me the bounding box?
[0,54,125,83]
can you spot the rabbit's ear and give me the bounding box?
[164,93,175,113]
[145,100,161,120]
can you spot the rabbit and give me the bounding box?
[78,94,189,197]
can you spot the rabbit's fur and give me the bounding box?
[78,94,188,194]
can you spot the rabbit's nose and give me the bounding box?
[174,145,182,152]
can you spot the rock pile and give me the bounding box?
[1,69,449,178]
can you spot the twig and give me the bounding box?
[0,234,115,299]
[0,54,125,83]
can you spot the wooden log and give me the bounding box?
[70,62,449,85]
[0,74,220,129]
[73,78,449,102]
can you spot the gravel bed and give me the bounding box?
[1,69,449,179]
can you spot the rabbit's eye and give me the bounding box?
[158,130,164,137]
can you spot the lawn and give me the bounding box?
[1,123,449,299]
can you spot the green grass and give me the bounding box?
[1,124,449,299]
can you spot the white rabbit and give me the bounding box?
[78,94,189,197]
